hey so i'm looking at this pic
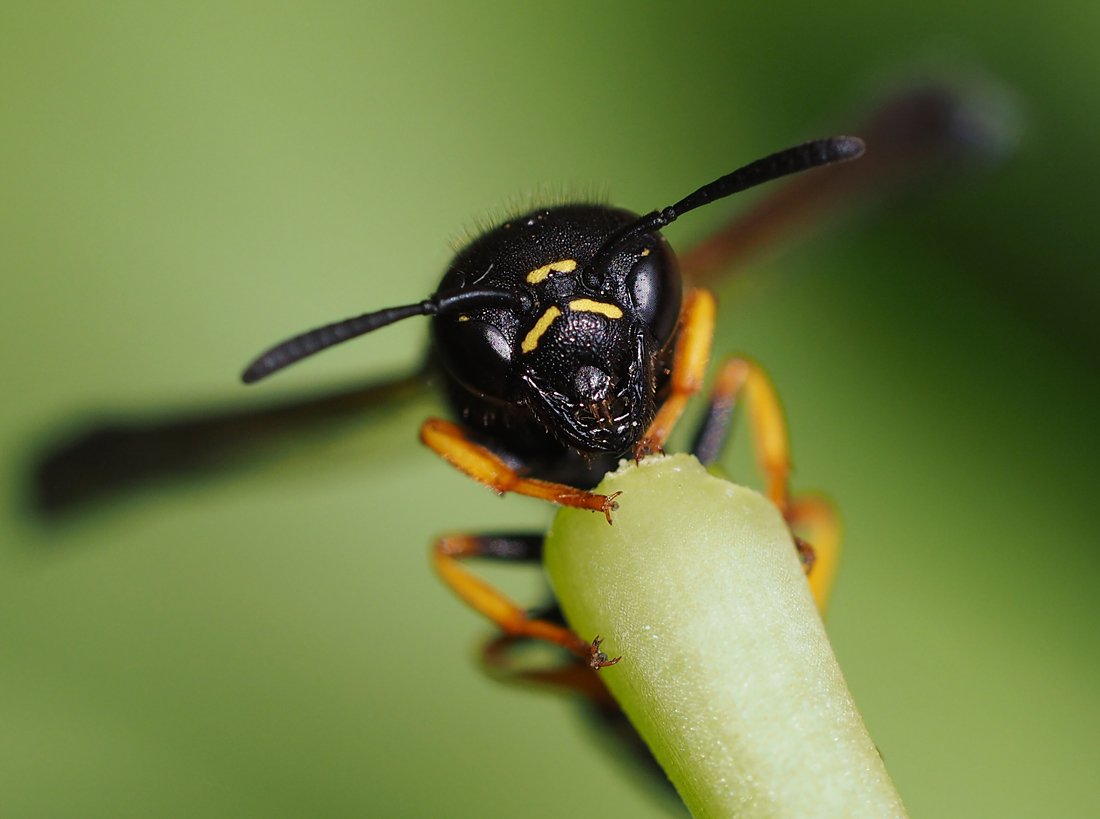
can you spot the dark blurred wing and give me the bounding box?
[29,367,430,519]
[682,82,1017,283]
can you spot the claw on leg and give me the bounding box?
[588,635,622,670]
[421,418,619,523]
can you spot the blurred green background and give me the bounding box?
[3,3,1098,817]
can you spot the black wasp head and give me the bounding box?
[432,205,682,455]
[240,136,864,455]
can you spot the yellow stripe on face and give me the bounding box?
[521,306,562,353]
[525,258,577,285]
[567,299,623,319]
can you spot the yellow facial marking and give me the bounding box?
[525,258,577,285]
[521,306,562,353]
[567,299,623,319]
[640,248,651,257]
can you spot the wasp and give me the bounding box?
[32,86,987,677]
[238,136,863,670]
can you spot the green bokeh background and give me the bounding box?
[3,3,1097,817]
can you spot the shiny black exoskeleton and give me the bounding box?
[240,137,864,488]
[431,204,680,484]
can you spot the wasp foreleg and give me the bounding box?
[432,533,620,669]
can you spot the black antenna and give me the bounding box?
[241,288,522,384]
[590,136,865,272]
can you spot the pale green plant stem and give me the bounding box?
[544,454,906,818]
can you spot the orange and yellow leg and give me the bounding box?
[432,532,620,670]
[635,288,717,457]
[788,496,841,613]
[420,419,621,523]
[691,356,840,612]
[693,357,791,509]
[481,631,618,706]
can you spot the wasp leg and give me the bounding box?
[788,496,841,613]
[482,629,617,706]
[419,419,620,523]
[482,629,673,797]
[432,533,620,670]
[635,288,717,458]
[691,357,791,510]
[690,357,842,613]
[690,357,741,469]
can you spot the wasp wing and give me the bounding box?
[683,82,1016,283]
[28,367,430,519]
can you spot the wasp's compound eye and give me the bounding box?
[432,316,515,401]
[626,238,682,344]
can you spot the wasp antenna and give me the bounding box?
[665,136,865,223]
[241,302,434,384]
[589,137,864,274]
[241,288,522,384]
